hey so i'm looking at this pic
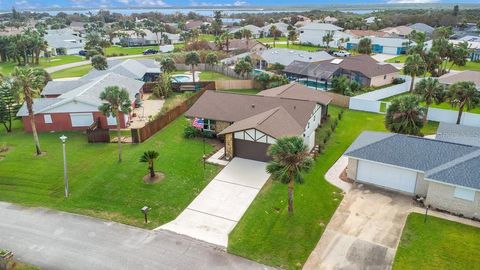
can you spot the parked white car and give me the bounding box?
[333,50,351,57]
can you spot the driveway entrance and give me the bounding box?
[158,158,270,248]
[303,185,414,270]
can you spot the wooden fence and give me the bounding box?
[323,92,350,108]
[174,63,252,80]
[86,118,110,143]
[143,81,215,93]
[131,89,206,143]
[215,80,254,90]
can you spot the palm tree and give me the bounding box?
[98,86,132,162]
[205,52,218,68]
[322,30,334,48]
[385,95,426,135]
[241,28,252,46]
[12,67,46,155]
[446,81,480,125]
[234,59,253,78]
[140,150,160,178]
[404,54,426,93]
[185,51,200,83]
[269,25,278,47]
[221,32,232,52]
[180,31,191,48]
[287,30,297,47]
[266,136,313,214]
[91,55,108,70]
[160,57,176,73]
[413,78,445,123]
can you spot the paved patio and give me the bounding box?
[129,97,165,128]
[158,158,270,248]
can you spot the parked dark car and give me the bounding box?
[79,50,87,56]
[143,49,158,55]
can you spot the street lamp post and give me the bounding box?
[60,135,69,198]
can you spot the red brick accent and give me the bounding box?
[21,112,127,133]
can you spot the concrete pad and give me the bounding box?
[159,209,236,247]
[325,156,351,193]
[304,186,413,270]
[188,180,259,222]
[215,158,270,189]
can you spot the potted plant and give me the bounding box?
[0,249,15,270]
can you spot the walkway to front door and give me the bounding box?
[158,158,270,248]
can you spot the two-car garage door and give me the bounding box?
[356,160,417,194]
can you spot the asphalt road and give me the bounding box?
[0,202,272,270]
[44,54,147,73]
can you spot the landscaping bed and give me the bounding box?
[0,118,219,229]
[228,107,438,269]
[393,213,480,270]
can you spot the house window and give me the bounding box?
[203,119,216,131]
[454,187,476,201]
[384,75,387,79]
[44,114,53,124]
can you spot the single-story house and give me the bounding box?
[185,20,209,30]
[323,16,338,24]
[252,48,333,69]
[455,37,480,61]
[44,29,84,55]
[409,23,435,35]
[298,23,349,48]
[184,84,332,161]
[284,54,399,88]
[380,25,413,38]
[364,17,378,25]
[438,70,480,89]
[435,122,480,147]
[347,36,412,55]
[17,73,144,132]
[207,39,267,53]
[81,59,161,82]
[345,131,480,219]
[261,22,290,37]
[229,25,262,38]
[114,29,180,45]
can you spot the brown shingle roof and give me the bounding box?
[218,106,304,138]
[258,83,332,105]
[438,71,480,88]
[185,90,316,128]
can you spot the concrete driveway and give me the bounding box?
[159,158,270,247]
[303,185,414,270]
[0,202,272,270]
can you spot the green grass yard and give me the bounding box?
[269,43,322,52]
[50,64,93,79]
[105,45,160,57]
[256,36,288,43]
[0,118,219,229]
[393,213,480,270]
[199,34,216,41]
[386,55,480,71]
[0,55,85,76]
[174,70,236,81]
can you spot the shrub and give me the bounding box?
[184,125,200,138]
[392,77,406,84]
[0,142,8,153]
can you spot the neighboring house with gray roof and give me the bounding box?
[346,36,413,55]
[229,25,262,38]
[409,23,434,35]
[438,70,480,89]
[261,22,290,37]
[17,73,144,133]
[435,122,480,147]
[298,23,349,48]
[253,48,333,69]
[185,86,331,161]
[345,131,480,219]
[82,59,160,82]
[44,29,84,55]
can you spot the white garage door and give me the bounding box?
[357,160,417,194]
[70,113,94,127]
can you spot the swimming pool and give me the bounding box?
[297,79,331,90]
[171,74,192,83]
[252,69,265,76]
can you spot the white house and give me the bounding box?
[298,23,350,48]
[44,29,84,55]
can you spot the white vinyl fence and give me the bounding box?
[427,108,480,127]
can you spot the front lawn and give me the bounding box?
[105,45,160,57]
[393,213,480,270]
[256,36,287,43]
[50,64,93,79]
[174,70,236,81]
[0,118,219,229]
[386,55,480,71]
[270,43,322,52]
[0,55,85,76]
[199,34,216,41]
[228,107,438,269]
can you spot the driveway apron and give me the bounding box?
[158,158,270,248]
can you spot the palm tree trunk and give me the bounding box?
[117,114,122,162]
[409,75,415,92]
[288,176,294,213]
[149,164,155,178]
[424,105,429,123]
[27,107,42,155]
[192,65,196,83]
[457,105,464,125]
